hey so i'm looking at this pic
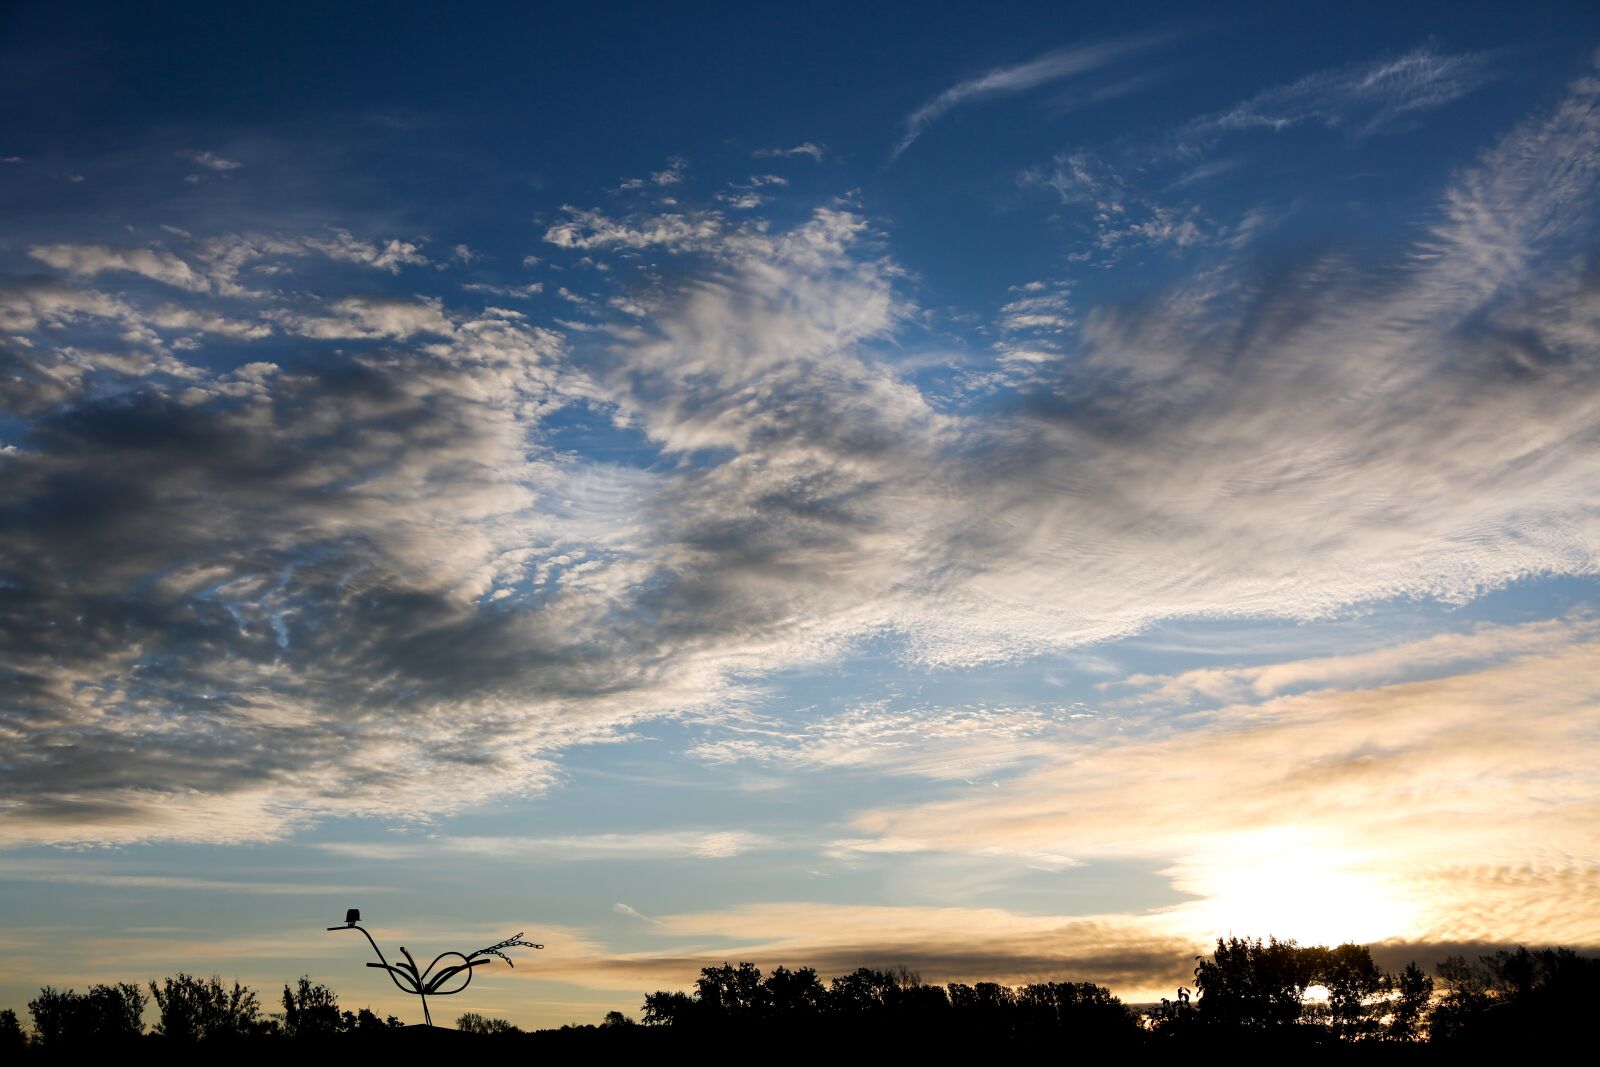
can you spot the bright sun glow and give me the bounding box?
[1166,828,1421,947]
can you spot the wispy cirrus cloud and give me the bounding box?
[690,702,1089,782]
[891,35,1166,162]
[446,830,778,861]
[0,859,382,896]
[613,902,661,924]
[1014,43,1499,265]
[1184,42,1496,145]
[1112,616,1596,704]
[313,830,777,862]
[1019,148,1211,257]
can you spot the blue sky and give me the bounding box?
[2,0,1599,1027]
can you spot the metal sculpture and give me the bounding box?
[327,908,543,1027]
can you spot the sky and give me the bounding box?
[1,0,1599,1029]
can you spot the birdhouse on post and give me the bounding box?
[326,909,543,1027]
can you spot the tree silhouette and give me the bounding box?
[340,1006,404,1033]
[1318,943,1387,1041]
[6,938,1596,1050]
[148,974,263,1042]
[1193,936,1320,1032]
[26,983,145,1047]
[640,989,695,1026]
[828,966,909,1016]
[1385,961,1432,1042]
[281,976,342,1038]
[633,960,1136,1051]
[456,1012,522,1035]
[0,1008,23,1055]
[763,965,827,1018]
[1432,946,1600,1045]
[695,961,766,1016]
[1016,979,1140,1041]
[947,980,1013,1038]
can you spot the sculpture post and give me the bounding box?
[326,908,543,1027]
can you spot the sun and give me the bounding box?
[1165,827,1420,948]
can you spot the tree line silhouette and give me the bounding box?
[3,938,1594,1054]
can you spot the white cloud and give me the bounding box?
[183,230,432,296]
[148,304,273,339]
[998,281,1074,335]
[463,281,544,299]
[753,142,826,161]
[179,149,242,171]
[0,280,134,332]
[302,228,429,272]
[544,206,722,251]
[716,192,765,210]
[29,243,210,291]
[615,157,689,193]
[0,281,270,354]
[652,156,688,185]
[277,295,454,339]
[57,344,204,380]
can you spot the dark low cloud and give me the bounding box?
[573,940,1199,998]
[0,303,658,841]
[1368,939,1600,975]
[528,904,1206,998]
